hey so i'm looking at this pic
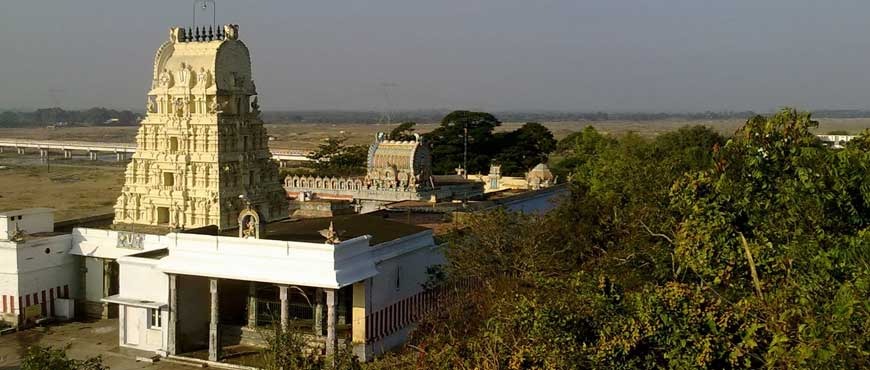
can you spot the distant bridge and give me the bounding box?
[0,139,312,164]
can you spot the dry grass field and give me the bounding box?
[0,155,126,221]
[0,117,866,220]
[0,117,866,150]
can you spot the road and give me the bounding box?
[0,320,190,370]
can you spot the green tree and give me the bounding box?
[308,137,368,177]
[551,126,616,181]
[664,109,870,368]
[21,346,107,370]
[388,122,417,141]
[845,128,870,151]
[425,110,501,174]
[492,122,556,176]
[259,322,362,370]
[399,110,869,369]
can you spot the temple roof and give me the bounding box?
[366,133,432,184]
[184,214,429,245]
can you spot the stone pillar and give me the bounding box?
[278,285,289,330]
[101,259,112,319]
[39,148,47,158]
[352,281,370,361]
[0,146,4,153]
[17,147,24,154]
[314,288,324,336]
[78,259,87,319]
[351,282,366,344]
[118,305,126,345]
[167,274,178,355]
[63,149,72,159]
[116,152,124,161]
[325,288,337,357]
[246,281,257,329]
[89,151,98,161]
[208,278,220,362]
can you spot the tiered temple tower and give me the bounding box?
[114,25,286,229]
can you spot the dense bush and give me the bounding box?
[398,109,869,369]
[21,346,107,370]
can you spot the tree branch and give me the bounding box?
[739,232,764,300]
[639,220,674,245]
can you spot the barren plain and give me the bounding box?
[0,118,866,221]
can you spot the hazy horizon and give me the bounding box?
[4,1,870,113]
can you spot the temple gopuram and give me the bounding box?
[113,25,286,230]
[283,133,484,214]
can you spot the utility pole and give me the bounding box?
[463,122,468,179]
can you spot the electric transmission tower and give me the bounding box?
[378,82,398,125]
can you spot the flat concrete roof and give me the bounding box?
[128,248,170,260]
[184,214,429,245]
[0,208,54,217]
[102,295,166,309]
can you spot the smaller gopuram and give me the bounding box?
[365,132,433,191]
[284,133,482,212]
[114,25,286,230]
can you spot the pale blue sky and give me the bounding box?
[2,1,870,112]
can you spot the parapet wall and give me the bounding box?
[284,175,483,204]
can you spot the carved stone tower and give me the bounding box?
[114,25,286,229]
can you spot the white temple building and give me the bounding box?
[0,24,447,364]
[0,22,568,367]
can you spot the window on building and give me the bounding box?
[156,207,170,224]
[149,308,162,328]
[395,266,402,291]
[163,172,175,187]
[169,137,179,153]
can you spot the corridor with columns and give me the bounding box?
[166,275,362,361]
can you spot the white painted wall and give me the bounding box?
[115,255,169,353]
[121,306,165,352]
[84,257,105,302]
[361,233,445,358]
[0,241,21,323]
[0,233,79,325]
[71,227,172,309]
[369,235,443,314]
[0,208,54,240]
[70,228,171,259]
[16,235,79,307]
[118,256,168,306]
[157,233,382,289]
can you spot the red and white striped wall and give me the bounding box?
[365,279,474,343]
[1,285,70,325]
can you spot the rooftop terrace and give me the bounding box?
[184,213,429,245]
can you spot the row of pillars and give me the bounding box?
[272,285,338,355]
[1,146,129,161]
[167,276,339,363]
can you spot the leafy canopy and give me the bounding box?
[388,122,418,141]
[493,122,557,176]
[425,110,501,174]
[307,137,368,177]
[400,110,869,369]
